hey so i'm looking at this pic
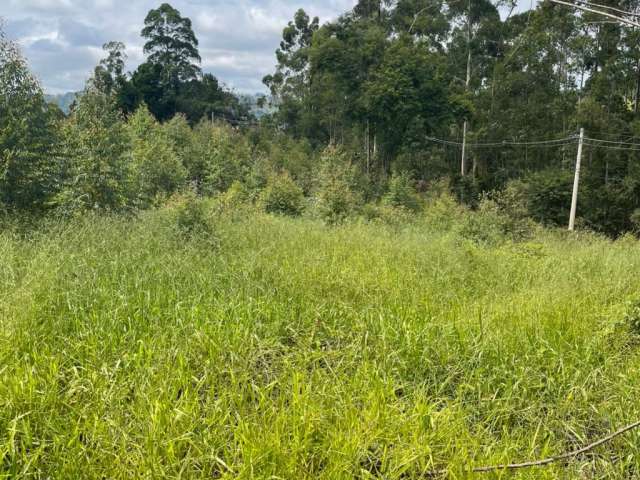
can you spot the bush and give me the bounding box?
[520,168,573,227]
[186,121,252,195]
[1,30,59,211]
[214,181,257,220]
[458,197,506,246]
[383,172,421,213]
[128,106,187,205]
[314,146,361,224]
[56,89,131,212]
[168,190,213,237]
[423,180,465,231]
[259,172,305,216]
[492,181,537,241]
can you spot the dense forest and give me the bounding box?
[3,0,640,235]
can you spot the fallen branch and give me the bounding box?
[425,419,640,477]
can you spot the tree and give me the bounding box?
[263,9,319,137]
[362,38,459,169]
[128,105,187,204]
[0,25,59,211]
[141,3,201,83]
[93,41,127,96]
[56,88,130,212]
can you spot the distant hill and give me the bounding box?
[45,92,79,114]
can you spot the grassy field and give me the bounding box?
[2,205,640,479]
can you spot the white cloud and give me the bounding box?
[1,0,357,93]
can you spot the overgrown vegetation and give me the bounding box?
[4,1,640,477]
[2,205,640,478]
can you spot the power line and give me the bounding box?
[584,136,640,147]
[425,135,578,148]
[574,0,640,18]
[583,142,640,151]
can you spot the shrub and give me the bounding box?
[423,180,465,231]
[56,88,131,212]
[0,29,59,211]
[492,181,537,241]
[128,106,187,205]
[315,146,361,224]
[520,168,573,227]
[458,197,507,246]
[186,121,252,195]
[383,172,421,213]
[361,203,414,227]
[259,172,305,216]
[169,190,214,237]
[214,181,257,220]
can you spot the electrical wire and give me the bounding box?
[584,136,640,146]
[424,135,578,148]
[574,0,640,18]
[583,141,640,151]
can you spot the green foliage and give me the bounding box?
[383,171,421,212]
[252,133,316,193]
[259,172,305,216]
[314,146,361,224]
[56,89,130,213]
[459,190,536,246]
[517,169,573,227]
[492,181,537,241]
[128,105,187,205]
[142,3,201,82]
[167,189,213,237]
[458,197,507,246]
[361,202,415,227]
[0,28,59,211]
[185,121,253,195]
[92,41,127,96]
[423,183,466,231]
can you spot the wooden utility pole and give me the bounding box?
[569,128,585,231]
[461,117,469,176]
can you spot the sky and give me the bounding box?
[0,0,358,95]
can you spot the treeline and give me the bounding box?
[3,1,640,235]
[262,0,640,235]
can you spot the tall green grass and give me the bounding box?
[1,209,640,479]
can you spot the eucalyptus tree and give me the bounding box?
[142,3,201,82]
[0,24,59,211]
[93,41,127,96]
[263,9,320,139]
